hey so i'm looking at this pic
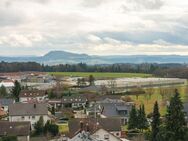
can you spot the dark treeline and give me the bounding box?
[0,61,188,78]
[153,66,188,78]
[0,62,43,72]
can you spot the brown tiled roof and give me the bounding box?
[9,103,48,116]
[20,90,47,98]
[0,121,30,136]
[68,118,121,137]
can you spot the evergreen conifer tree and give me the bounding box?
[12,80,21,102]
[128,105,138,130]
[151,101,160,141]
[166,89,186,140]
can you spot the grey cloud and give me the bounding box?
[81,0,105,7]
[130,0,164,10]
[0,9,25,26]
[96,30,188,45]
[13,0,50,4]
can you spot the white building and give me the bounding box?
[0,80,14,93]
[9,103,49,129]
[92,128,123,141]
[48,96,88,109]
[68,128,127,141]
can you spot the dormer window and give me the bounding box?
[104,134,109,140]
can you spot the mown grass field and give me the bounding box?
[49,72,152,78]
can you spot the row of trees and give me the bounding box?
[77,75,95,86]
[153,67,188,79]
[0,61,181,74]
[128,90,188,141]
[151,90,187,141]
[128,104,149,131]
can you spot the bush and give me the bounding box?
[44,121,59,136]
[48,124,59,136]
[0,136,17,141]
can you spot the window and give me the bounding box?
[104,134,109,140]
[93,135,99,138]
[21,116,25,119]
[116,133,119,136]
[32,116,35,119]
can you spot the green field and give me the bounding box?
[49,72,152,78]
[131,85,188,116]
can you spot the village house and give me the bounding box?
[0,121,30,141]
[0,98,15,112]
[68,131,98,141]
[21,73,54,83]
[96,98,133,125]
[68,118,122,139]
[9,103,49,129]
[0,79,15,93]
[0,72,24,82]
[19,90,48,103]
[92,128,124,141]
[48,96,88,109]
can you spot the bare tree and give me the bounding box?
[108,80,117,94]
[159,86,176,106]
[100,83,108,95]
[88,75,95,86]
[133,83,142,100]
[145,82,155,101]
[184,84,188,101]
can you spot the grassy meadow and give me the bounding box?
[131,85,188,116]
[49,72,152,78]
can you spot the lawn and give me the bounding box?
[130,85,188,116]
[58,123,69,133]
[49,72,152,78]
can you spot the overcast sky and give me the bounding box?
[0,0,188,56]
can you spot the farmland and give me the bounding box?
[49,72,152,78]
[49,72,188,116]
[131,84,188,116]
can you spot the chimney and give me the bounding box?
[86,123,89,132]
[34,104,36,108]
[80,121,84,131]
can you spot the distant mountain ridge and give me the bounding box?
[0,50,188,65]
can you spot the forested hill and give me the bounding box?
[1,62,188,78]
[1,51,188,65]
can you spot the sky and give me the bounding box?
[0,0,188,56]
